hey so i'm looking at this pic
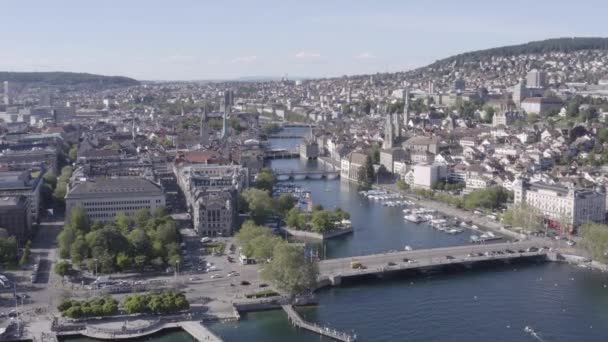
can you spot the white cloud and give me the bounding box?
[355,52,376,60]
[230,55,258,64]
[295,51,321,59]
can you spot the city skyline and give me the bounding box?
[1,0,608,80]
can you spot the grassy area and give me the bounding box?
[203,242,226,254]
[245,289,279,299]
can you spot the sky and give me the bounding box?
[1,0,607,80]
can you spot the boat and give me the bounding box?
[447,228,464,234]
[404,214,423,223]
[404,245,413,251]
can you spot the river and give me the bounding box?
[67,128,608,341]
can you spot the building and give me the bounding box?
[65,178,166,222]
[513,179,606,228]
[520,97,563,115]
[0,170,44,222]
[526,70,546,89]
[191,188,235,237]
[3,81,9,106]
[0,195,31,242]
[379,148,407,174]
[403,136,439,154]
[299,140,319,160]
[340,151,367,182]
[492,110,523,127]
[405,164,447,189]
[174,163,246,236]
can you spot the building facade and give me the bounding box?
[513,179,605,228]
[65,178,166,222]
[0,195,31,242]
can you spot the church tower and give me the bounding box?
[403,87,410,129]
[383,113,394,149]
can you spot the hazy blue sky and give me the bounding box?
[1,0,607,80]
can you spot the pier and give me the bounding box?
[282,305,356,342]
[317,241,550,286]
[273,169,340,181]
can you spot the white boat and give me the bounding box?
[404,214,423,223]
[447,228,464,234]
[404,245,413,251]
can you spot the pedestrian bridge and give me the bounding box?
[263,149,299,159]
[317,241,551,286]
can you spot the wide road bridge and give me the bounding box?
[317,240,552,286]
[273,169,340,181]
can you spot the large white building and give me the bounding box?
[65,178,166,222]
[404,164,447,189]
[513,179,606,228]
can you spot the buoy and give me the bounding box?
[506,325,510,329]
[473,296,478,300]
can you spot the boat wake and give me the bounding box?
[524,326,548,342]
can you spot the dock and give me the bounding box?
[281,305,356,342]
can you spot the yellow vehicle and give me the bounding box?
[350,261,363,269]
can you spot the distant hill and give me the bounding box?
[0,71,139,88]
[399,37,608,89]
[431,37,608,66]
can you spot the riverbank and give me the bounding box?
[373,183,527,241]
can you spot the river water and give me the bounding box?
[67,128,608,341]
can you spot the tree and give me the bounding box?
[255,169,274,193]
[241,188,274,224]
[116,252,132,271]
[58,226,78,259]
[357,156,375,190]
[235,220,272,258]
[115,212,131,234]
[371,144,380,164]
[396,179,409,191]
[311,210,335,233]
[134,209,151,228]
[69,207,90,232]
[285,208,305,229]
[502,203,543,232]
[54,260,72,276]
[261,243,318,296]
[580,223,608,263]
[43,171,57,189]
[275,194,296,217]
[70,236,88,264]
[68,146,78,162]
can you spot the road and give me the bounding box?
[318,240,553,277]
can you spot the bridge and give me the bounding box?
[273,169,340,181]
[267,134,306,139]
[317,241,551,286]
[282,305,356,341]
[263,149,299,159]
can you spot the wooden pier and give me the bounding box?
[282,305,356,342]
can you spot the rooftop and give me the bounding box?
[67,178,163,199]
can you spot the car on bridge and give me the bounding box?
[445,255,455,260]
[351,261,365,269]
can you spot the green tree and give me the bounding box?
[275,194,296,217]
[311,210,335,233]
[115,212,131,234]
[502,203,543,233]
[357,155,375,190]
[580,223,608,263]
[285,208,305,229]
[54,260,72,276]
[255,169,274,193]
[235,220,272,258]
[68,146,78,161]
[261,243,318,296]
[396,179,409,191]
[241,188,274,224]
